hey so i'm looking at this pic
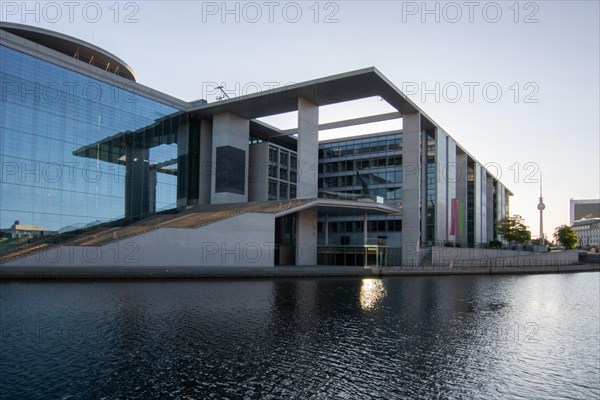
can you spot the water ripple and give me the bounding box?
[0,274,598,399]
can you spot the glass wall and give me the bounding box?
[317,133,403,246]
[266,144,297,201]
[318,133,403,205]
[0,45,182,234]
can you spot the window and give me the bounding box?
[268,180,278,200]
[269,165,277,178]
[280,150,289,166]
[269,147,278,163]
[280,167,288,180]
[345,221,353,232]
[279,182,288,199]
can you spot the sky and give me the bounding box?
[1,0,599,239]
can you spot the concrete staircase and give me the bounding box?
[0,199,311,264]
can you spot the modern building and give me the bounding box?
[0,22,512,268]
[572,218,600,249]
[317,131,511,250]
[569,199,600,225]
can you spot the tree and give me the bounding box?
[495,215,532,244]
[554,225,579,249]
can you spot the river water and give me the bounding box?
[1,272,599,399]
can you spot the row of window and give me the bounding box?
[319,171,403,188]
[268,145,297,184]
[319,156,403,174]
[317,219,402,233]
[268,179,297,200]
[319,135,402,159]
[268,146,297,168]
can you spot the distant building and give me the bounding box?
[570,199,600,225]
[10,221,44,239]
[572,218,600,249]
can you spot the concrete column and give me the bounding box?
[497,182,505,221]
[297,97,319,198]
[402,112,421,265]
[125,145,150,220]
[446,137,457,242]
[486,174,494,241]
[363,212,368,244]
[474,162,482,245]
[363,212,368,267]
[248,142,269,202]
[435,129,448,242]
[480,166,487,244]
[296,209,317,265]
[211,112,249,204]
[199,118,212,205]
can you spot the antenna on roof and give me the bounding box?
[216,86,230,101]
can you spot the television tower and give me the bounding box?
[537,174,545,245]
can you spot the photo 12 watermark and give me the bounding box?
[1,161,123,185]
[200,80,341,104]
[1,80,139,105]
[466,322,540,343]
[0,1,140,24]
[201,1,340,24]
[400,1,540,24]
[401,81,540,104]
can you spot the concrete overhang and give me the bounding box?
[187,67,437,130]
[272,198,401,218]
[0,21,136,81]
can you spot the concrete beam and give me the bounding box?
[279,111,402,136]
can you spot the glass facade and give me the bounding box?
[0,45,182,233]
[317,133,403,246]
[266,144,297,201]
[318,133,403,205]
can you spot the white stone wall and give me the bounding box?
[5,213,276,268]
[432,247,579,263]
